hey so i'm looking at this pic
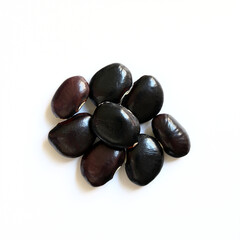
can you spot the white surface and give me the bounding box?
[0,0,240,239]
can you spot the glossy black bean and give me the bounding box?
[91,102,140,149]
[48,113,96,157]
[152,114,190,158]
[51,76,89,119]
[125,134,164,186]
[89,63,132,105]
[81,141,125,187]
[122,75,164,123]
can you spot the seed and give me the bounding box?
[51,76,89,119]
[152,114,190,157]
[48,113,96,157]
[81,141,125,187]
[125,134,164,186]
[91,102,140,149]
[89,63,132,106]
[122,75,164,123]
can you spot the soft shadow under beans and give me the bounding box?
[164,152,180,163]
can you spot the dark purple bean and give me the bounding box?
[89,63,132,106]
[91,102,140,149]
[81,141,125,187]
[51,76,89,119]
[122,75,164,123]
[48,113,96,157]
[152,114,190,158]
[125,134,164,186]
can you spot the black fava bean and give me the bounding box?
[48,113,96,157]
[125,134,164,186]
[91,102,140,149]
[152,114,190,158]
[81,141,125,187]
[89,63,132,106]
[122,75,164,123]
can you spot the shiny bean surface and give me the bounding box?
[122,75,164,123]
[89,63,132,105]
[81,141,125,187]
[125,134,164,186]
[48,113,96,157]
[152,114,190,157]
[51,76,89,119]
[91,102,140,149]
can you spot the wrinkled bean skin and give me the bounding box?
[48,113,96,157]
[89,63,132,106]
[122,75,164,123]
[91,102,140,149]
[51,76,89,119]
[152,114,190,158]
[81,141,125,187]
[125,134,164,186]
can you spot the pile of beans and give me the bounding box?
[48,63,190,187]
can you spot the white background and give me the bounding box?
[0,0,240,239]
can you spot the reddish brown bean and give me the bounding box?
[81,141,125,187]
[152,114,190,158]
[51,76,89,119]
